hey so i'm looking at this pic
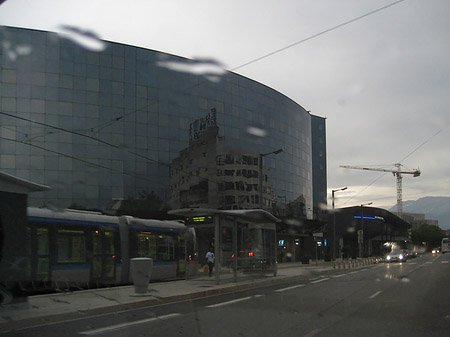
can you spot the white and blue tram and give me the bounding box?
[1,207,198,296]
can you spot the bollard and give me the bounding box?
[130,257,153,297]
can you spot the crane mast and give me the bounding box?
[339,163,421,218]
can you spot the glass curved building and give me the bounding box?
[0,26,326,217]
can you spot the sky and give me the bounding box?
[1,0,449,212]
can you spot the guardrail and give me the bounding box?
[332,257,383,269]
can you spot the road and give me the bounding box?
[3,253,450,337]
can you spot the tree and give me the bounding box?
[411,223,446,251]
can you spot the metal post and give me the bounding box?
[331,187,347,261]
[332,190,335,261]
[259,154,263,209]
[361,205,364,258]
[214,215,220,285]
[315,239,318,266]
[259,149,283,210]
[233,219,238,282]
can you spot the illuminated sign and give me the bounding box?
[353,216,385,221]
[278,239,285,246]
[186,215,214,225]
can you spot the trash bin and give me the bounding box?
[130,257,153,296]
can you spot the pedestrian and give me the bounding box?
[205,248,215,277]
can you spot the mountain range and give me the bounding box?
[389,196,450,230]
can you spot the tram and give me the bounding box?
[0,207,198,298]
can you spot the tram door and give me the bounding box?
[27,225,51,285]
[91,229,116,283]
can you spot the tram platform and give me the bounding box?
[0,261,334,332]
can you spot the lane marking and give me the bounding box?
[348,271,359,274]
[303,328,323,337]
[206,295,262,308]
[361,268,368,271]
[442,261,449,264]
[79,313,181,335]
[368,291,382,299]
[275,284,305,292]
[310,277,330,284]
[331,274,346,278]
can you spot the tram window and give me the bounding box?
[136,232,156,259]
[157,234,176,261]
[104,231,115,254]
[57,229,86,263]
[37,228,49,255]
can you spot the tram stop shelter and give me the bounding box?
[168,208,280,284]
[0,171,50,302]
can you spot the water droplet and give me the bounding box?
[246,126,267,137]
[2,41,32,60]
[57,25,106,52]
[156,57,226,82]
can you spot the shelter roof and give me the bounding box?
[168,208,281,223]
[0,171,50,194]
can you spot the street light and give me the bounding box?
[259,149,283,209]
[331,187,347,260]
[360,202,373,258]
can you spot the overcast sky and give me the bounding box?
[1,0,449,211]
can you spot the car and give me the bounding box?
[386,250,407,263]
[432,247,440,255]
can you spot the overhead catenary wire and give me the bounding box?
[231,0,406,71]
[1,0,408,198]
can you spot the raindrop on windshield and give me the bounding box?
[156,56,226,82]
[246,126,267,137]
[57,25,106,52]
[2,41,32,61]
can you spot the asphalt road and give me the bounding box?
[4,253,450,337]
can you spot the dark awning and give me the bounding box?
[0,171,50,194]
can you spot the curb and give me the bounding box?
[0,269,324,333]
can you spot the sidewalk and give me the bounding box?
[0,261,333,333]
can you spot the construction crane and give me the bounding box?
[340,163,421,218]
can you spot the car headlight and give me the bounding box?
[399,254,404,259]
[386,256,391,261]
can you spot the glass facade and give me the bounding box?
[0,26,324,216]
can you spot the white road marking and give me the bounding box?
[207,295,262,308]
[310,277,330,284]
[331,274,346,278]
[275,284,305,292]
[442,261,449,264]
[79,313,181,335]
[368,291,382,299]
[303,328,323,337]
[349,271,359,274]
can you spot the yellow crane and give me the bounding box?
[339,163,421,218]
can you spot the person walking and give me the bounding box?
[205,248,215,277]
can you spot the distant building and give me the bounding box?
[393,212,438,230]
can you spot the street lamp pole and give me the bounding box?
[331,187,347,260]
[259,149,283,209]
[360,202,373,258]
